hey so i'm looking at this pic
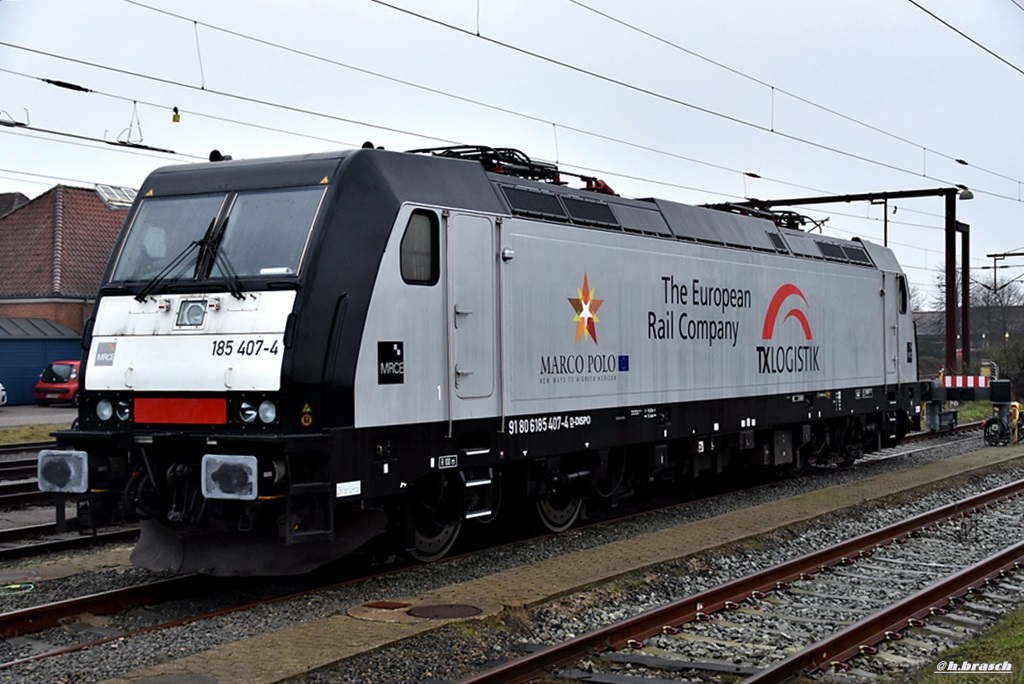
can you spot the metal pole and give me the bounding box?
[960,222,970,370]
[945,191,957,373]
[883,198,888,247]
[739,187,966,373]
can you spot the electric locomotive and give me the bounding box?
[38,145,922,575]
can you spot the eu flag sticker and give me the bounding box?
[618,355,630,372]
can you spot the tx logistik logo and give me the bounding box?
[756,284,820,374]
[568,273,603,344]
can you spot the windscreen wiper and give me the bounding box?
[133,240,201,302]
[209,245,246,300]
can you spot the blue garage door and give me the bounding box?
[0,340,83,405]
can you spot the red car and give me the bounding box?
[34,360,80,407]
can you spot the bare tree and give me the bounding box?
[931,262,979,313]
[973,277,1024,353]
[908,282,927,312]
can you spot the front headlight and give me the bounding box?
[96,399,113,421]
[258,400,276,424]
[116,399,131,422]
[239,401,258,424]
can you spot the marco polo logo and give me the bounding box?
[539,273,629,383]
[756,284,820,374]
[94,342,117,367]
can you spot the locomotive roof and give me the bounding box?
[141,150,354,196]
[482,167,890,271]
[139,147,898,272]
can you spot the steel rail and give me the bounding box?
[455,478,1024,684]
[901,420,982,444]
[0,522,56,543]
[747,538,1024,683]
[0,480,42,495]
[0,527,140,559]
[0,442,55,456]
[0,490,53,507]
[0,458,38,480]
[0,574,211,638]
[0,578,269,672]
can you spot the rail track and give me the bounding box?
[0,526,139,560]
[0,430,1009,682]
[0,552,392,673]
[0,441,55,457]
[0,443,136,555]
[0,444,54,508]
[456,478,1024,684]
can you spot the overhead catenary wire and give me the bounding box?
[0,54,839,200]
[0,165,131,188]
[4,0,1020,209]
[1,126,198,162]
[565,0,1022,188]
[0,66,363,150]
[907,0,1024,80]
[0,56,997,265]
[2,0,1020,264]
[45,0,1023,205]
[361,0,1024,203]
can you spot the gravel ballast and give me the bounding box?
[0,435,1019,683]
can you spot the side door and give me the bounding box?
[894,272,914,380]
[447,213,496,401]
[881,270,902,386]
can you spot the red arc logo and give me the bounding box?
[762,284,812,340]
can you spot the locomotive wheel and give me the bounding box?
[784,452,806,478]
[984,418,1010,447]
[411,518,461,562]
[408,473,462,562]
[535,491,582,533]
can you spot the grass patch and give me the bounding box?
[956,401,995,424]
[912,604,1024,683]
[0,424,65,444]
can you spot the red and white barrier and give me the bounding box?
[942,375,990,388]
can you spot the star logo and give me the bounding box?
[568,273,603,343]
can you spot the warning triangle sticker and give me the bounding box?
[301,402,312,413]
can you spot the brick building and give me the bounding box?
[0,185,133,332]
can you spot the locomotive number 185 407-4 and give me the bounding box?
[210,339,280,357]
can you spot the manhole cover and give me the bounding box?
[407,603,483,619]
[362,600,412,610]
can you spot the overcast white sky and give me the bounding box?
[2,0,1023,302]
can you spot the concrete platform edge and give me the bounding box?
[100,445,1024,684]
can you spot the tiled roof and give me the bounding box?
[0,193,29,217]
[0,186,129,298]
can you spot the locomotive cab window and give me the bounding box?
[111,186,324,286]
[112,194,226,282]
[400,211,439,285]
[898,274,908,314]
[215,186,325,277]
